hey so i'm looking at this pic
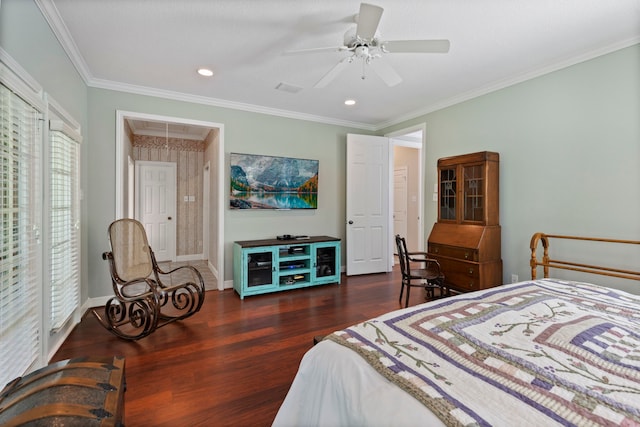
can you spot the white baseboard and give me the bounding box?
[47,310,82,362]
[85,295,112,310]
[176,253,204,262]
[207,259,221,291]
[208,260,218,278]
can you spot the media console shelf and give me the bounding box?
[233,236,341,299]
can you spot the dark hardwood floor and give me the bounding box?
[52,267,430,426]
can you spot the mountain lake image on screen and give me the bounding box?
[229,152,319,210]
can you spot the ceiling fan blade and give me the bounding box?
[369,59,402,87]
[383,39,450,53]
[356,3,383,40]
[314,57,351,88]
[283,46,348,56]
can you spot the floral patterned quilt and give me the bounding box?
[327,280,640,426]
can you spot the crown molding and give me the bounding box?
[36,0,638,134]
[376,38,640,131]
[88,77,376,131]
[35,0,94,83]
[35,0,374,131]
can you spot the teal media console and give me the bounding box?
[233,236,341,299]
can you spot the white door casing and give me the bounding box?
[346,133,390,276]
[116,110,225,291]
[136,161,177,262]
[203,161,210,262]
[387,125,425,256]
[393,166,408,253]
[127,155,135,218]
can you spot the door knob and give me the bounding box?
[348,220,353,225]
[168,217,172,220]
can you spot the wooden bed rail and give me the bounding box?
[530,232,640,281]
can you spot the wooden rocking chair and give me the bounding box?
[92,218,206,340]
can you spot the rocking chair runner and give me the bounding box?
[395,234,447,307]
[92,219,206,340]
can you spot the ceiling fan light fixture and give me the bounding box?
[197,68,214,77]
[287,2,450,88]
[344,99,356,106]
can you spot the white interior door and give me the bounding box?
[393,166,408,253]
[346,133,390,275]
[136,161,177,262]
[388,127,425,256]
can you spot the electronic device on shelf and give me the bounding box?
[277,235,310,240]
[248,254,272,268]
[317,265,333,276]
[281,260,306,269]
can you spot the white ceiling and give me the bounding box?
[43,0,640,130]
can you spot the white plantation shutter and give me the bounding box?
[0,81,43,387]
[48,120,81,330]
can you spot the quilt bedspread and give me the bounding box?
[327,280,640,426]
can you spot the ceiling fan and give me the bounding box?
[284,2,450,88]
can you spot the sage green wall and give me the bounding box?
[1,0,89,299]
[0,0,87,122]
[86,88,372,296]
[1,0,89,356]
[4,0,638,300]
[383,44,640,293]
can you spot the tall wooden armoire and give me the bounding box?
[427,151,502,292]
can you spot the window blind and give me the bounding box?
[0,82,43,387]
[48,123,80,331]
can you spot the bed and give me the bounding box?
[273,233,640,426]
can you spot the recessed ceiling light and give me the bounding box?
[197,68,214,77]
[344,99,356,106]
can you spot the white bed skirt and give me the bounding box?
[273,339,445,427]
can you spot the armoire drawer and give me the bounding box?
[431,257,481,291]
[428,244,479,261]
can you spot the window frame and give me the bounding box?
[0,54,83,385]
[0,61,46,387]
[46,103,82,333]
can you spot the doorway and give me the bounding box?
[393,166,408,248]
[387,125,425,261]
[115,111,225,291]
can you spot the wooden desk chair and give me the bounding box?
[92,218,206,340]
[395,234,446,308]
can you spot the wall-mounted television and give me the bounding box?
[230,152,319,210]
